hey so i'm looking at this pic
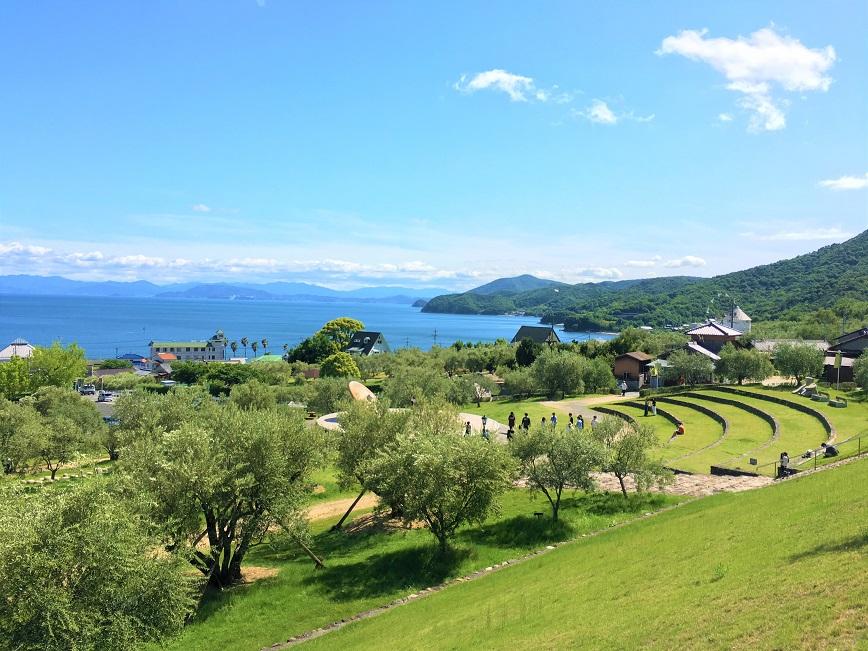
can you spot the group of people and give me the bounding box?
[468,410,601,442]
[643,399,658,416]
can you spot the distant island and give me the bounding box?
[0,276,449,306]
[423,231,868,331]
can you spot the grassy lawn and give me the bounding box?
[306,465,358,503]
[702,390,826,469]
[160,489,682,651]
[310,458,868,650]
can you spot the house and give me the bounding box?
[149,330,228,362]
[684,320,742,354]
[685,340,722,362]
[0,338,35,362]
[117,352,151,370]
[510,325,561,345]
[823,327,867,383]
[723,306,752,334]
[344,331,390,356]
[613,351,656,390]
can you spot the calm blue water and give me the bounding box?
[0,295,615,359]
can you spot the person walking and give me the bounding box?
[568,413,575,429]
[590,415,598,428]
[651,399,657,416]
[619,380,628,397]
[550,412,558,428]
[541,416,548,428]
[508,411,516,431]
[465,421,472,437]
[521,413,531,430]
[577,414,584,430]
[643,400,650,417]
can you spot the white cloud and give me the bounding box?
[454,69,536,102]
[574,99,654,125]
[663,255,707,268]
[625,255,662,268]
[657,26,836,132]
[819,173,868,191]
[192,204,211,213]
[453,70,575,104]
[740,228,853,241]
[718,112,733,122]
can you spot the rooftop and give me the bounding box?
[616,351,655,362]
[511,325,561,344]
[685,321,743,338]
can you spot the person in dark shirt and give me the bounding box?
[820,442,839,457]
[521,413,531,430]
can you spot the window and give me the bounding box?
[186,347,191,352]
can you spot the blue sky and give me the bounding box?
[1,1,866,289]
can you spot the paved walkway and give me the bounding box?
[541,392,640,423]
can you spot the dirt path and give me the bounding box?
[306,494,379,521]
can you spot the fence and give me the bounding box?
[758,433,866,478]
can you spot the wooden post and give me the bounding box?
[331,488,367,531]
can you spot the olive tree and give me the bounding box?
[0,481,196,651]
[319,317,365,349]
[229,379,277,411]
[320,351,361,378]
[121,403,324,587]
[531,348,585,398]
[0,399,43,474]
[664,350,714,386]
[773,343,824,384]
[511,425,604,521]
[716,344,775,385]
[364,426,515,552]
[591,416,670,497]
[332,399,410,529]
[854,352,868,392]
[28,342,87,390]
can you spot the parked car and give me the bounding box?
[80,385,96,395]
[97,390,113,402]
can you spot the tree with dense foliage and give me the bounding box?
[229,379,277,411]
[853,352,868,392]
[500,365,537,397]
[305,376,352,415]
[364,412,515,551]
[592,417,670,497]
[332,400,410,528]
[98,358,133,369]
[113,386,215,446]
[122,403,323,587]
[515,338,540,366]
[319,317,365,349]
[773,343,824,384]
[0,481,196,650]
[511,425,604,521]
[716,344,775,385]
[320,351,361,378]
[33,414,86,480]
[664,350,714,386]
[0,399,43,474]
[0,355,32,400]
[383,364,450,406]
[25,386,109,461]
[169,360,208,385]
[287,332,340,364]
[28,342,87,389]
[531,348,585,398]
[582,356,616,393]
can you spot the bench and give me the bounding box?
[828,396,848,408]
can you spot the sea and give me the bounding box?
[0,295,616,360]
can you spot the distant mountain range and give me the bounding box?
[423,230,868,329]
[0,276,450,304]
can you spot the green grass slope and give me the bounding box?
[312,459,868,650]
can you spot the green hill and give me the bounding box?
[310,458,868,650]
[468,274,569,296]
[423,230,868,329]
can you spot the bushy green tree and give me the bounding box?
[364,424,515,551]
[515,338,540,366]
[0,356,32,400]
[121,404,323,587]
[25,386,109,461]
[853,352,868,392]
[582,356,616,393]
[113,386,214,445]
[229,379,277,411]
[716,344,775,385]
[500,365,537,396]
[0,481,196,650]
[664,350,714,386]
[383,365,450,406]
[169,360,208,385]
[319,317,365,349]
[446,373,498,406]
[531,348,585,398]
[511,425,604,521]
[305,376,352,415]
[320,351,361,378]
[287,332,339,364]
[0,399,43,474]
[773,343,824,384]
[28,342,87,389]
[591,417,670,497]
[98,358,133,369]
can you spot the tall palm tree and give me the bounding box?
[240,337,249,358]
[230,341,238,357]
[261,338,268,354]
[251,341,258,357]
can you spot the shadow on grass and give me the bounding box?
[568,491,669,516]
[788,531,868,562]
[458,514,575,548]
[301,544,470,602]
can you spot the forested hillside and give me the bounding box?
[423,231,868,330]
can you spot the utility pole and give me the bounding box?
[432,329,438,346]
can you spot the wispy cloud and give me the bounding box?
[740,227,853,241]
[192,203,211,213]
[819,173,868,191]
[718,113,733,122]
[573,99,654,125]
[625,255,662,268]
[657,26,835,132]
[453,69,574,104]
[663,255,706,268]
